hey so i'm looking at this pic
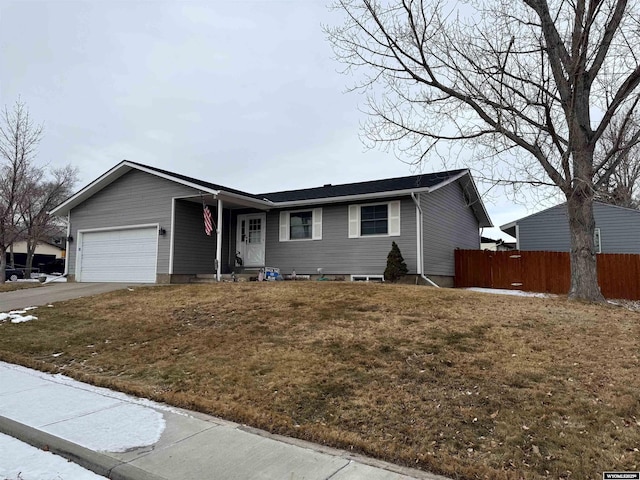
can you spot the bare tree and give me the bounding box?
[0,100,43,284]
[19,166,78,276]
[327,0,640,302]
[595,115,640,208]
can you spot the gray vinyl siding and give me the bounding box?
[264,197,417,275]
[68,170,200,276]
[421,182,481,276]
[172,200,226,274]
[517,204,569,251]
[517,202,640,253]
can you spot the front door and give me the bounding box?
[236,213,266,267]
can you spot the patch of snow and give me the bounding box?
[0,362,183,455]
[466,287,552,298]
[1,307,39,323]
[11,315,37,323]
[0,435,101,479]
[43,403,166,453]
[0,432,107,480]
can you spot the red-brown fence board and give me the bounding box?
[454,249,491,287]
[491,251,521,289]
[455,249,640,300]
[521,250,571,294]
[597,253,640,300]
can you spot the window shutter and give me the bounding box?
[388,200,401,236]
[279,211,289,241]
[348,205,359,238]
[312,208,322,240]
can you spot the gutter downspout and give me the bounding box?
[64,212,70,276]
[411,193,439,288]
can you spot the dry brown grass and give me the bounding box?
[0,282,42,293]
[0,283,639,479]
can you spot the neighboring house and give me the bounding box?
[6,238,65,268]
[50,161,492,286]
[480,236,516,251]
[500,201,640,253]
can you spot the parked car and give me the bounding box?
[4,267,25,282]
[38,258,65,275]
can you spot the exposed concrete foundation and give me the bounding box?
[161,273,455,287]
[168,274,197,284]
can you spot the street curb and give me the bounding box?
[237,424,451,480]
[0,415,166,480]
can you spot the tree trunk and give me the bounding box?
[26,241,35,278]
[0,247,6,284]
[566,192,605,302]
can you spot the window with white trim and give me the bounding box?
[594,227,601,254]
[361,204,388,235]
[290,211,312,239]
[279,208,322,241]
[348,201,401,238]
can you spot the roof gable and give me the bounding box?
[50,160,270,216]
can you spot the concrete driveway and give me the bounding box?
[0,283,142,311]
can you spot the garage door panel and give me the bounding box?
[78,227,157,283]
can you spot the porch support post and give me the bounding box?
[216,198,223,282]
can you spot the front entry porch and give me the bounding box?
[168,194,270,283]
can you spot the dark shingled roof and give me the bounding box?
[259,169,468,202]
[133,161,468,203]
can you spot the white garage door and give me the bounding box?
[78,227,158,283]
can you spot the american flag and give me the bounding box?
[203,205,213,236]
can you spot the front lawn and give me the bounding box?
[0,283,638,479]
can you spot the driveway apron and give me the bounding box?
[0,283,141,311]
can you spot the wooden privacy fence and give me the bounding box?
[454,249,640,300]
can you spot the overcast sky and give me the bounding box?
[0,0,534,240]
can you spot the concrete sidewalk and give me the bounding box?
[0,362,449,480]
